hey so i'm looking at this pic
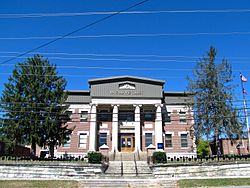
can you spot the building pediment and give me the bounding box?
[88,76,165,86]
[89,76,164,99]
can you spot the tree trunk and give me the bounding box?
[31,141,36,158]
[49,143,54,158]
[215,129,221,156]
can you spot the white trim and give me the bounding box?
[120,129,135,133]
[165,131,175,136]
[69,104,91,109]
[165,105,189,112]
[178,131,188,136]
[143,130,154,135]
[92,98,161,105]
[77,131,89,136]
[99,130,110,136]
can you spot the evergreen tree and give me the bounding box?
[188,47,242,155]
[0,55,72,157]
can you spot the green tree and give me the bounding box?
[197,139,210,158]
[0,55,72,157]
[188,47,242,155]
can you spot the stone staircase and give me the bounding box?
[104,152,152,178]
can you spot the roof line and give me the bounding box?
[88,75,165,84]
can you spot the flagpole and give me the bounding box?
[240,73,250,152]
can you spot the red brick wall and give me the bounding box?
[13,145,31,156]
[164,110,194,153]
[221,139,248,155]
[57,108,90,154]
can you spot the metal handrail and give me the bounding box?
[121,153,123,176]
[134,153,138,176]
[113,149,116,161]
[137,147,140,161]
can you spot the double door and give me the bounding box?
[120,134,134,152]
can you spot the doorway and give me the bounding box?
[120,134,134,152]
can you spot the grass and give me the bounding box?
[178,178,250,187]
[0,180,79,188]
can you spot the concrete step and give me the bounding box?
[109,152,148,161]
[79,179,178,188]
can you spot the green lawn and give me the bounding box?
[178,178,250,187]
[0,180,78,188]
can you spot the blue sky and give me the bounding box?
[1,0,250,105]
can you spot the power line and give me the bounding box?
[1,31,250,40]
[0,55,197,63]
[0,64,194,71]
[0,0,150,65]
[1,9,250,18]
[1,51,250,60]
[1,100,249,108]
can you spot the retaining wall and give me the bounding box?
[0,163,105,179]
[152,162,250,178]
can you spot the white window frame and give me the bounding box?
[180,133,188,148]
[165,132,174,148]
[79,133,88,149]
[179,111,187,124]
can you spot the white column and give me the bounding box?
[89,104,97,151]
[155,104,163,150]
[112,105,119,152]
[134,105,141,152]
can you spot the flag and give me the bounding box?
[240,73,247,82]
[243,88,247,94]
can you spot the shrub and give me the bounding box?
[197,140,210,158]
[153,151,166,163]
[87,151,102,164]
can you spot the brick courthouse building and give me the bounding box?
[56,76,197,158]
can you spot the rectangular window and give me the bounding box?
[79,133,87,148]
[165,134,172,148]
[118,111,134,122]
[143,110,155,121]
[97,110,111,122]
[63,134,71,147]
[181,134,188,147]
[145,133,152,147]
[80,111,88,122]
[99,133,107,147]
[179,111,186,123]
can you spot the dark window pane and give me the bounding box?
[99,133,107,147]
[63,134,71,147]
[143,111,155,121]
[145,133,152,147]
[165,134,172,148]
[97,110,111,122]
[80,111,88,122]
[179,111,186,123]
[118,111,134,122]
[181,134,188,147]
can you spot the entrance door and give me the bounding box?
[120,135,134,152]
